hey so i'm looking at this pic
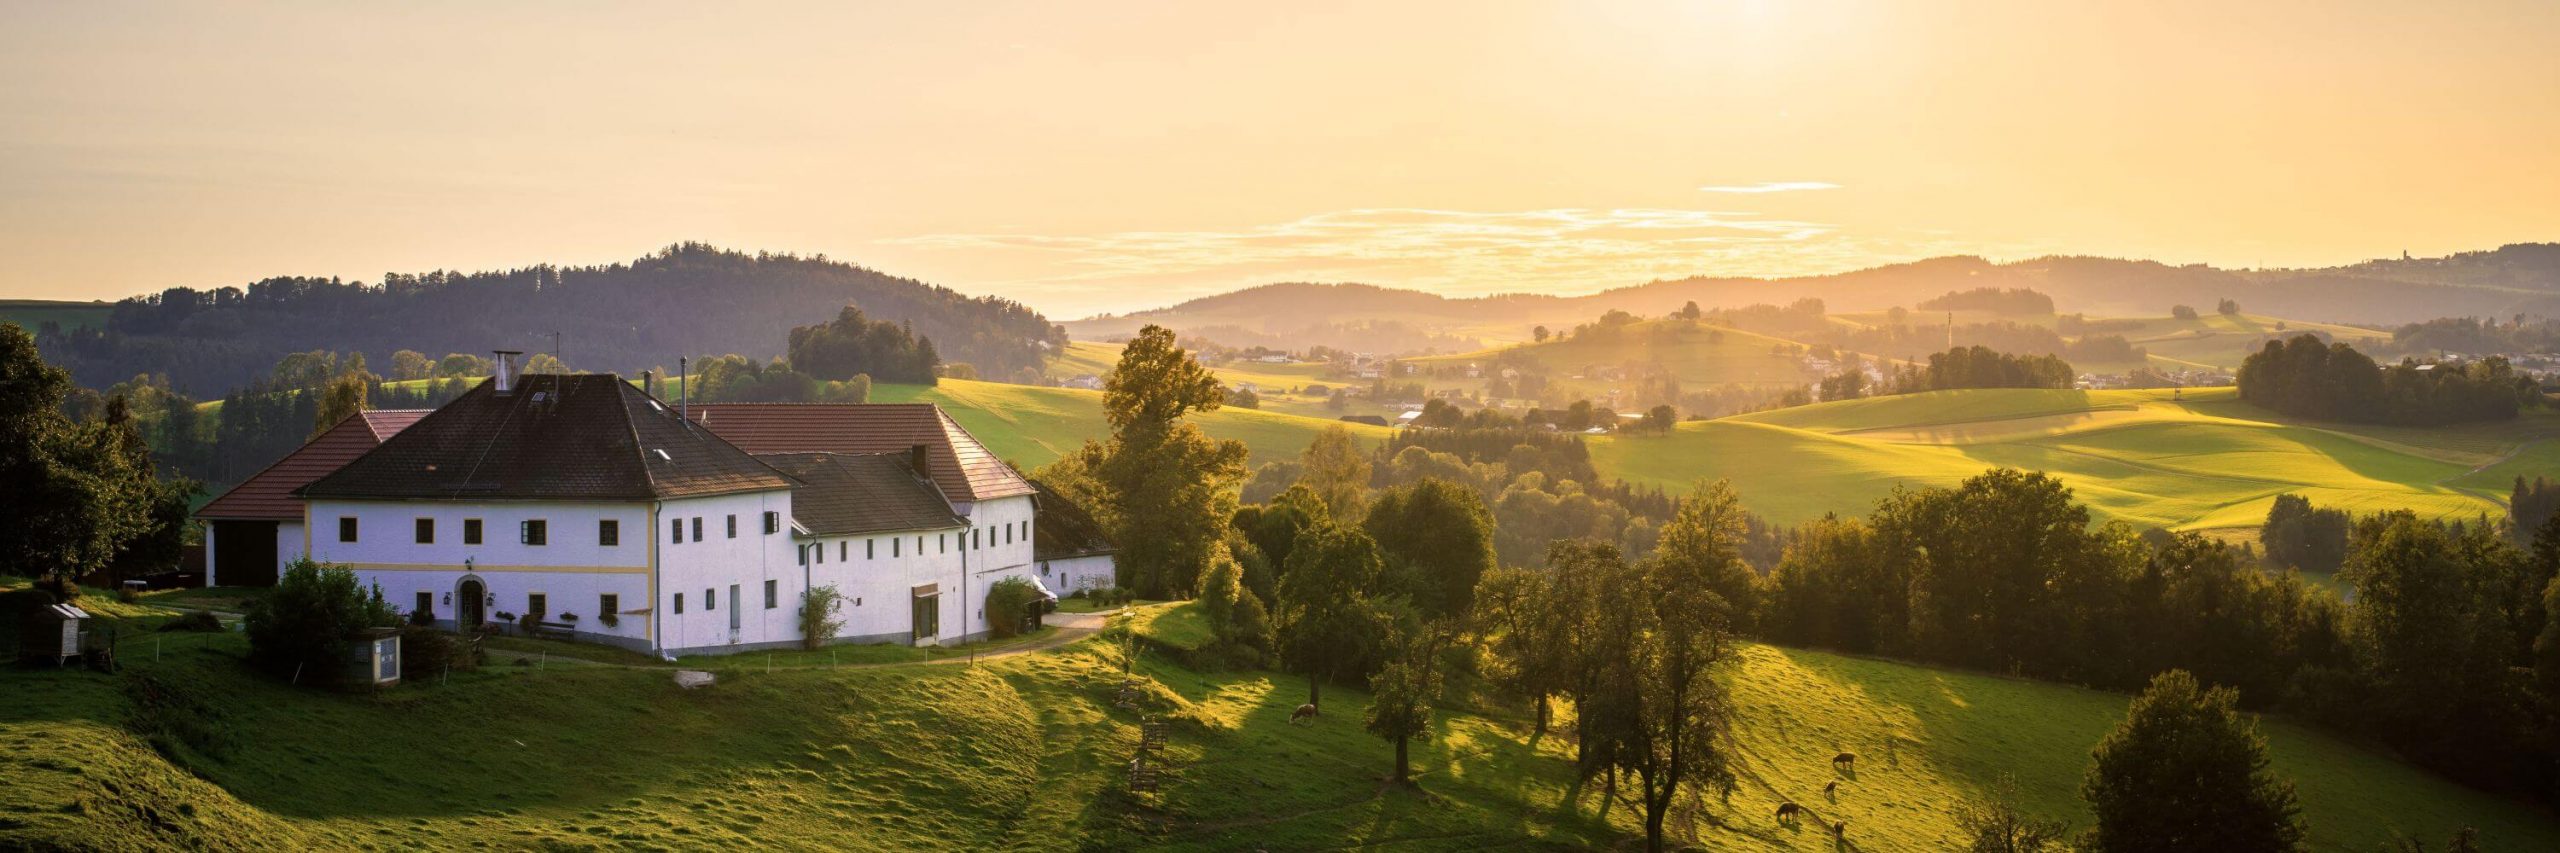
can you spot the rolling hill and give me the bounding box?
[6,591,2553,851]
[873,378,1391,471]
[1588,387,2553,532]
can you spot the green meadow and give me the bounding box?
[7,593,2552,851]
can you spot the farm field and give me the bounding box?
[1406,319,1820,394]
[872,378,1390,471]
[1590,387,2550,531]
[6,591,2551,851]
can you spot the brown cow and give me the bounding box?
[1832,751,1857,771]
[1290,703,1319,724]
[1774,802,1803,823]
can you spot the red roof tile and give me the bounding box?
[686,403,1035,503]
[196,409,431,521]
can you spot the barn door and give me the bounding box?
[727,583,742,643]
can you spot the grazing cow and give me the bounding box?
[1823,780,1838,797]
[1832,751,1857,771]
[1774,802,1803,823]
[1290,703,1319,724]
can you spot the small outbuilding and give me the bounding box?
[346,627,402,687]
[18,601,90,666]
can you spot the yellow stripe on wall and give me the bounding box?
[352,562,648,575]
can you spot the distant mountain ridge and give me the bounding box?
[1065,244,2560,343]
[33,243,1066,395]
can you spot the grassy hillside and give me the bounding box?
[7,593,2551,851]
[873,378,1388,471]
[1408,319,1819,393]
[0,298,112,333]
[1592,387,2552,531]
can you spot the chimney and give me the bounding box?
[678,356,689,424]
[642,369,659,400]
[908,443,932,480]
[492,350,523,394]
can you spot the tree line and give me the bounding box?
[2237,334,2538,425]
[34,242,1062,395]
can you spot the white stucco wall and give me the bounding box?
[799,524,967,645]
[653,490,799,654]
[307,497,658,649]
[277,521,307,570]
[1039,554,1118,595]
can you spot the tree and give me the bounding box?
[1227,386,1259,409]
[1676,300,1702,320]
[2081,670,2305,853]
[1578,537,1742,852]
[312,369,371,439]
[244,557,398,685]
[387,350,435,381]
[0,323,162,585]
[786,305,941,384]
[2172,304,2200,320]
[522,352,568,374]
[2218,298,2242,316]
[1473,565,1571,734]
[1956,775,2071,853]
[1640,404,1677,433]
[436,352,489,378]
[1296,424,1371,519]
[1532,325,1550,343]
[1650,480,1759,629]
[1364,623,1445,784]
[1275,521,1384,709]
[942,362,978,381]
[1088,325,1249,598]
[1362,478,1496,620]
[2259,494,2348,573]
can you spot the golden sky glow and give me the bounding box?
[4,1,2557,317]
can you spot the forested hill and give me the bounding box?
[1066,245,2560,342]
[34,243,1067,395]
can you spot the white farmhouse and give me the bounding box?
[1029,479,1117,595]
[292,364,1048,657]
[687,402,1047,645]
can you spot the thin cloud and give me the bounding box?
[1698,181,1841,194]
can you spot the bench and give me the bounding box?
[531,621,577,641]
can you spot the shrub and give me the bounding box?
[397,625,472,680]
[242,557,397,685]
[407,607,434,627]
[517,611,540,634]
[598,610,620,629]
[800,584,845,651]
[33,573,81,600]
[984,577,1042,639]
[117,586,140,604]
[157,610,223,633]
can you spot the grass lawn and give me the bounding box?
[872,378,1388,471]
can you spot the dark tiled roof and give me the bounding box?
[300,375,792,502]
[1030,479,1116,560]
[686,403,1036,502]
[756,452,963,536]
[198,410,431,520]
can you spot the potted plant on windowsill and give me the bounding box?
[597,611,620,629]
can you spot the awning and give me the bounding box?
[910,582,939,597]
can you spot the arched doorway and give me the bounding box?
[457,576,486,631]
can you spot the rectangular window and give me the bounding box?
[726,514,738,539]
[670,518,684,544]
[414,517,434,544]
[600,593,618,620]
[598,519,620,547]
[691,517,703,541]
[764,579,777,609]
[972,529,980,550]
[939,534,947,554]
[798,544,808,566]
[705,588,717,610]
[338,517,358,542]
[520,519,548,545]
[893,537,902,557]
[463,518,482,545]
[415,591,433,618]
[838,541,846,562]
[867,539,875,559]
[528,592,548,618]
[763,511,780,534]
[816,543,825,564]
[1004,524,1012,545]
[674,593,685,614]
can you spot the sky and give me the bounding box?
[3,0,2556,319]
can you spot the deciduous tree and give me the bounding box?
[2082,670,2304,852]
